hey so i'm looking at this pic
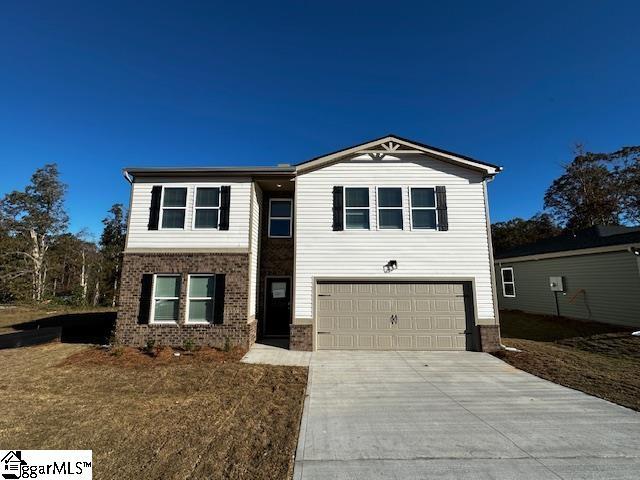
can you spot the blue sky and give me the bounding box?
[1,1,638,237]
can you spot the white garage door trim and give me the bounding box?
[313,278,477,351]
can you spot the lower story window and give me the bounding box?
[187,275,215,323]
[152,275,181,323]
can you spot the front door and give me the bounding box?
[264,277,292,336]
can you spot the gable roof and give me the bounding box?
[495,225,640,260]
[295,134,502,175]
[123,134,501,180]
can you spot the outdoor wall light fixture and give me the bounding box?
[383,260,398,273]
[629,247,640,256]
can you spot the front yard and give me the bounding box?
[495,310,640,411]
[0,342,307,479]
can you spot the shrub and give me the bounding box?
[183,338,196,352]
[223,336,232,352]
[110,346,124,357]
[143,339,156,355]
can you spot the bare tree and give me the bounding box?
[0,164,68,301]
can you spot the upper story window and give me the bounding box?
[161,187,187,229]
[194,187,220,229]
[269,199,292,237]
[344,187,370,229]
[187,274,215,323]
[501,267,516,297]
[377,187,403,229]
[410,187,437,230]
[151,274,181,323]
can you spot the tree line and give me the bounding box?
[0,164,126,306]
[492,145,640,253]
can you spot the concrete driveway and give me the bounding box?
[294,351,640,480]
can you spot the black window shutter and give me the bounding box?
[213,274,226,324]
[219,186,231,230]
[436,186,449,231]
[148,186,162,230]
[332,186,344,231]
[137,274,154,324]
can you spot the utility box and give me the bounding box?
[549,276,565,292]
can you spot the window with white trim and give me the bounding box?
[268,199,292,237]
[151,275,181,323]
[410,187,437,229]
[187,274,215,323]
[377,187,403,229]
[161,187,187,229]
[194,187,220,229]
[344,187,370,229]
[501,267,516,297]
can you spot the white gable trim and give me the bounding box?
[295,135,501,175]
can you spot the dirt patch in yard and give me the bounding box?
[0,343,308,479]
[495,310,640,412]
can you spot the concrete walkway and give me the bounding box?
[294,351,640,480]
[241,342,311,367]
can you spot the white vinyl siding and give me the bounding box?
[126,178,252,249]
[248,182,262,317]
[294,154,495,322]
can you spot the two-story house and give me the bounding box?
[115,134,502,352]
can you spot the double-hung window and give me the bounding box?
[161,187,187,229]
[187,275,215,323]
[501,267,516,297]
[194,187,220,229]
[344,187,370,229]
[151,275,181,323]
[410,187,437,229]
[269,199,292,237]
[377,187,403,229]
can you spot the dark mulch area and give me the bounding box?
[0,343,308,479]
[495,310,640,412]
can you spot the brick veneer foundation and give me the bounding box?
[290,324,313,351]
[115,252,256,348]
[477,325,501,352]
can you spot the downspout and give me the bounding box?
[484,174,520,351]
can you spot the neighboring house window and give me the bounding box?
[161,187,187,229]
[187,275,215,323]
[151,275,181,323]
[194,187,220,229]
[501,267,516,297]
[269,199,292,237]
[344,187,370,229]
[377,187,403,229]
[410,187,437,229]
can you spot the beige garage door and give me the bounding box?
[316,281,469,350]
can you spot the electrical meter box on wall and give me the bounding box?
[549,276,565,292]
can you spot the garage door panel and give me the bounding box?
[316,281,470,351]
[317,316,335,330]
[357,299,373,312]
[415,300,431,312]
[377,335,393,349]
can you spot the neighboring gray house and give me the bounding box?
[495,226,640,327]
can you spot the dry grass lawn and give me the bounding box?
[0,343,308,479]
[495,310,640,411]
